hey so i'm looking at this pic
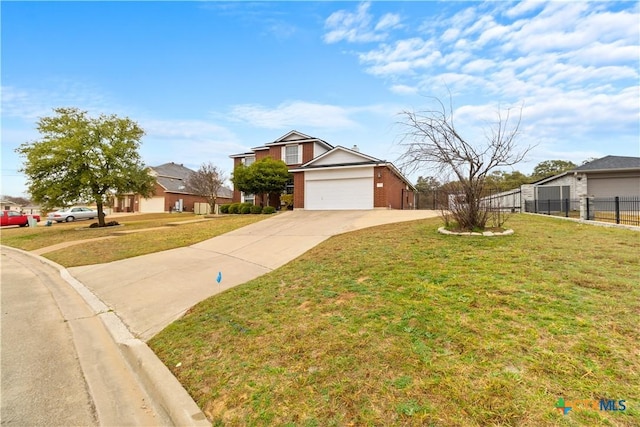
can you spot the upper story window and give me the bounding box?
[244,156,255,166]
[285,145,300,165]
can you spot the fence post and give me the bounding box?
[547,199,551,215]
[586,197,590,220]
[615,196,620,224]
[564,198,569,217]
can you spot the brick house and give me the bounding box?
[230,131,416,210]
[113,162,233,213]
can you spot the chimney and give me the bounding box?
[352,145,359,152]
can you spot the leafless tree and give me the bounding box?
[185,162,227,214]
[397,97,532,230]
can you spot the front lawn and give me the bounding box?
[1,213,267,267]
[149,215,639,426]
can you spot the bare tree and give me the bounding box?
[185,162,227,214]
[398,97,532,230]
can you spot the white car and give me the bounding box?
[47,206,102,223]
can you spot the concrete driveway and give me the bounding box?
[68,210,439,340]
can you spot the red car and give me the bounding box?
[0,210,41,227]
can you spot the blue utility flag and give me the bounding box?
[216,271,222,283]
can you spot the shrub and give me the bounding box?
[281,194,293,210]
[263,206,276,214]
[228,203,240,214]
[219,204,230,214]
[250,205,263,214]
[240,205,252,214]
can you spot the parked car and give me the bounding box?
[47,206,102,223]
[1,210,41,227]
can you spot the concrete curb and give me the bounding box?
[5,247,210,427]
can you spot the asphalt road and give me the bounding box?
[1,248,167,426]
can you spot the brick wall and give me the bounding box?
[293,172,305,209]
[374,166,414,209]
[302,143,314,164]
[373,166,387,208]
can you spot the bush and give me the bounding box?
[263,206,276,214]
[240,205,252,214]
[219,204,230,214]
[281,194,293,210]
[228,203,240,214]
[250,205,263,214]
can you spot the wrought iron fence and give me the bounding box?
[586,196,640,226]
[524,196,640,226]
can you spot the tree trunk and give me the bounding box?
[97,200,106,227]
[209,197,217,215]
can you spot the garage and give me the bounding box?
[139,197,165,213]
[304,168,373,210]
[588,177,640,198]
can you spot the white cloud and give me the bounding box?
[337,1,638,153]
[390,84,419,96]
[137,119,242,171]
[227,101,360,130]
[358,38,442,76]
[323,2,401,44]
[375,13,402,31]
[504,0,544,19]
[0,83,117,121]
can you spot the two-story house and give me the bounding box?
[230,130,416,210]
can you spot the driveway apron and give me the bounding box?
[68,210,439,340]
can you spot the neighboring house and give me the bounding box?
[230,130,416,210]
[0,200,21,212]
[521,155,640,205]
[113,162,233,213]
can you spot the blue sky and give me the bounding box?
[2,1,639,197]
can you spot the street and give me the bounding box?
[1,249,97,425]
[1,248,167,426]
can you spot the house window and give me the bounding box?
[244,156,255,166]
[285,145,299,165]
[243,193,255,205]
[285,178,294,194]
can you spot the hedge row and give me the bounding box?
[220,203,276,215]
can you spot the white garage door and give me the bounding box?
[139,197,165,213]
[305,168,373,210]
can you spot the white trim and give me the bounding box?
[301,146,381,167]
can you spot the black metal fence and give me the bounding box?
[524,196,640,226]
[415,191,450,210]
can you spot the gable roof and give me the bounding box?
[150,162,232,197]
[573,155,640,172]
[272,130,313,143]
[290,146,416,191]
[299,145,382,168]
[254,130,333,151]
[150,162,193,193]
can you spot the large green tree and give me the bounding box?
[232,157,290,207]
[16,107,155,226]
[531,160,576,180]
[485,170,531,193]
